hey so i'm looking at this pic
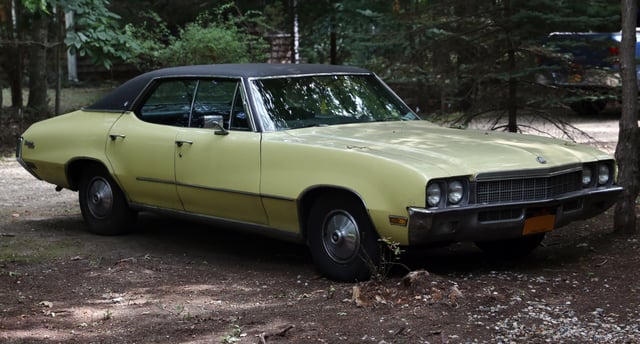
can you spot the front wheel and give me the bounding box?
[78,166,137,235]
[307,195,380,282]
[475,233,546,259]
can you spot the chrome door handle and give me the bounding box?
[175,140,193,147]
[109,134,126,141]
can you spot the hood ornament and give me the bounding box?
[536,156,547,164]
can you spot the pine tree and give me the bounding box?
[299,0,619,130]
[614,0,638,235]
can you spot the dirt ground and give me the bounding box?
[2,114,640,343]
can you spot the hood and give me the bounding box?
[275,121,610,177]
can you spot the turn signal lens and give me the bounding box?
[389,216,408,226]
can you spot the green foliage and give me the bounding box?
[102,310,112,320]
[163,21,254,66]
[56,0,135,69]
[298,1,390,64]
[263,1,288,33]
[122,12,170,71]
[298,0,619,119]
[370,237,407,281]
[221,324,243,344]
[21,0,48,12]
[125,3,268,70]
[14,0,136,70]
[7,0,623,119]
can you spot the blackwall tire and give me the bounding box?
[307,195,380,282]
[78,166,137,235]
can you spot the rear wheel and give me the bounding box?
[475,233,546,259]
[78,166,137,235]
[307,194,380,282]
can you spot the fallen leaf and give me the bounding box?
[448,286,463,301]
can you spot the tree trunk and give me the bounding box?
[613,0,639,235]
[26,11,50,116]
[330,30,337,65]
[55,6,64,116]
[507,47,517,132]
[1,0,24,109]
[290,0,300,64]
[504,0,517,133]
[4,49,23,108]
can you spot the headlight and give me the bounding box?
[582,167,593,187]
[597,164,611,185]
[427,183,442,207]
[447,180,464,204]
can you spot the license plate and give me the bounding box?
[523,214,555,235]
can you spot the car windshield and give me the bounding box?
[251,74,420,131]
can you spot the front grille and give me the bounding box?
[476,170,582,204]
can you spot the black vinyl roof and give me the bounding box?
[86,64,371,112]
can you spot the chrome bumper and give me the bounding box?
[15,137,40,179]
[407,186,623,245]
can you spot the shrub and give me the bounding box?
[125,5,269,71]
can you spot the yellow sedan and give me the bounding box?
[16,64,622,281]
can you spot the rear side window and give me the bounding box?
[136,78,250,131]
[139,80,197,127]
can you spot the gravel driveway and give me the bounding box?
[2,116,639,343]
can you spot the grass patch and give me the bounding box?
[1,86,113,114]
[0,236,81,264]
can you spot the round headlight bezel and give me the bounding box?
[582,167,593,187]
[426,183,442,208]
[597,164,611,185]
[447,180,464,205]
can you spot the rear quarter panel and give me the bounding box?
[19,110,122,188]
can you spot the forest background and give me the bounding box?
[0,0,623,117]
[1,0,638,233]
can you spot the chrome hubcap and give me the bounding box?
[322,210,360,263]
[86,177,113,219]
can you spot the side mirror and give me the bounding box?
[203,115,229,135]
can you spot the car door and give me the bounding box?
[106,79,198,210]
[174,79,268,225]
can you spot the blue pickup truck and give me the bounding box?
[536,31,640,115]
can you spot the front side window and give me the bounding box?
[251,74,419,131]
[137,78,250,130]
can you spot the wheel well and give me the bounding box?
[298,187,368,242]
[66,159,109,191]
